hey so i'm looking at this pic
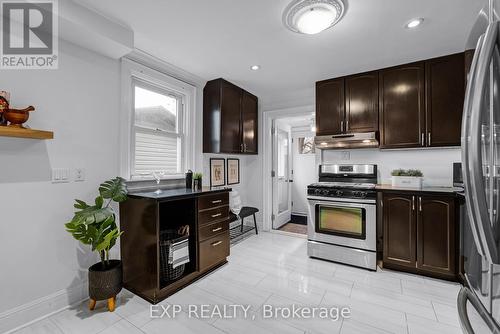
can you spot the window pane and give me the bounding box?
[134,86,178,132]
[134,131,180,175]
[319,206,364,237]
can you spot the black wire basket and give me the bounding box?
[159,229,189,283]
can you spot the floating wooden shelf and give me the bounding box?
[0,126,53,139]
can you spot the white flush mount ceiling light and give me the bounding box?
[406,18,424,29]
[250,65,260,71]
[283,0,345,35]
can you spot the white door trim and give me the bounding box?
[262,105,315,232]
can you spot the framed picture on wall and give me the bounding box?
[227,158,240,185]
[210,158,226,187]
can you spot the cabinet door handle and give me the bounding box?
[419,197,422,212]
[428,132,431,146]
[341,121,344,132]
[211,213,222,218]
[412,196,415,211]
[421,133,425,146]
[211,241,222,247]
[346,120,349,131]
[211,200,222,204]
[212,227,223,232]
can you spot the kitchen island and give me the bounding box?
[119,187,231,304]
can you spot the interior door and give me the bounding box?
[272,121,292,229]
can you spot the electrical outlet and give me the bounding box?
[52,168,70,183]
[341,151,350,160]
[74,168,86,182]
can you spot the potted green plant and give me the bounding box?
[391,169,423,189]
[193,172,202,190]
[65,177,127,312]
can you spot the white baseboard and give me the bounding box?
[0,281,88,334]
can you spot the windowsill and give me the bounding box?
[127,174,185,183]
[126,176,186,193]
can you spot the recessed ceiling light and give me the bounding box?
[250,65,260,71]
[406,18,424,29]
[283,0,345,35]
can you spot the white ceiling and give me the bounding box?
[79,0,486,108]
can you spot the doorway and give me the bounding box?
[270,114,316,235]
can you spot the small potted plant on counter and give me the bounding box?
[65,177,128,312]
[391,169,424,189]
[193,172,203,190]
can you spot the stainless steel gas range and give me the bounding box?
[307,164,377,271]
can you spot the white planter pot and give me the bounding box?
[391,176,423,189]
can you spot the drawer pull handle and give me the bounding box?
[212,227,223,232]
[211,241,222,247]
[211,213,222,218]
[212,200,222,204]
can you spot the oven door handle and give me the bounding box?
[308,199,376,209]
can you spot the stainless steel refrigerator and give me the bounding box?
[460,0,500,332]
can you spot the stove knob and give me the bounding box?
[314,189,322,195]
[335,190,343,197]
[322,189,330,196]
[359,192,367,198]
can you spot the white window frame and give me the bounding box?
[120,58,196,181]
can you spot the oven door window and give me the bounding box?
[315,205,366,239]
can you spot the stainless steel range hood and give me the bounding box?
[314,132,379,150]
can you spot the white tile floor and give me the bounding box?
[13,232,464,334]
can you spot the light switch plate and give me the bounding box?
[74,168,85,182]
[52,168,70,183]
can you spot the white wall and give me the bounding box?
[0,40,121,330]
[202,153,263,225]
[291,129,316,216]
[322,148,461,186]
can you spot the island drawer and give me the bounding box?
[199,220,229,242]
[198,205,229,225]
[198,193,229,211]
[199,231,229,271]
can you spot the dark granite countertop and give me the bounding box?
[376,184,463,196]
[128,187,231,201]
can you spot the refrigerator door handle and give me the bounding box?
[468,21,499,264]
[458,286,500,334]
[462,32,489,260]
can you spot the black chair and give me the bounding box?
[229,206,259,235]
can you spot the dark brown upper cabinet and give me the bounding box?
[382,194,417,269]
[316,78,345,135]
[203,78,258,154]
[241,91,258,154]
[316,52,466,149]
[379,62,426,149]
[425,53,465,147]
[345,71,379,133]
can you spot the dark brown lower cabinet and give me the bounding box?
[417,196,456,279]
[383,194,417,269]
[382,192,457,281]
